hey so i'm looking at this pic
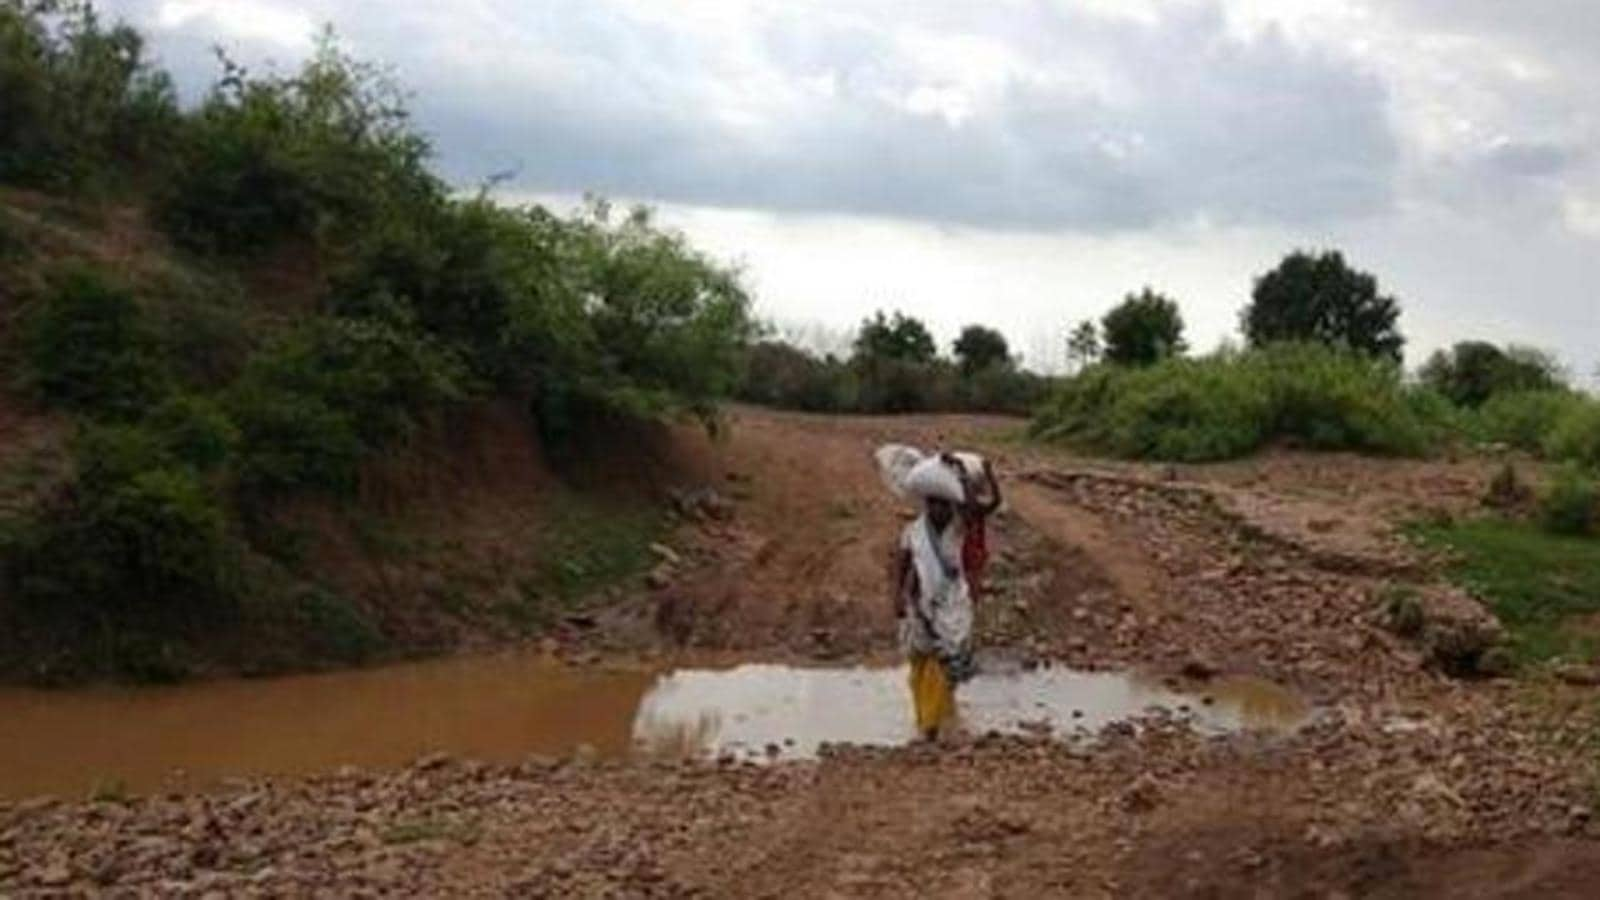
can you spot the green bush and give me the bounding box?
[149,283,257,388]
[227,316,465,495]
[1472,389,1583,453]
[954,364,1051,415]
[564,202,756,422]
[739,341,854,411]
[293,586,382,663]
[18,266,168,418]
[331,198,526,380]
[1105,358,1269,460]
[1545,401,1600,470]
[1254,343,1433,454]
[856,357,950,413]
[2,426,238,642]
[1032,342,1442,462]
[0,0,178,189]
[1419,342,1565,408]
[148,394,237,471]
[1539,466,1597,536]
[159,35,436,255]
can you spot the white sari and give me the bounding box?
[898,514,973,662]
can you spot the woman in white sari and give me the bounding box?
[887,453,975,741]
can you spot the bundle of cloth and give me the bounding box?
[874,444,983,504]
[874,444,989,690]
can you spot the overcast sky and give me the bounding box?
[106,0,1598,376]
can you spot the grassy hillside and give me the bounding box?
[0,4,751,682]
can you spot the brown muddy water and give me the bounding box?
[0,653,1309,799]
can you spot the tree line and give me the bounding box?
[739,312,1049,415]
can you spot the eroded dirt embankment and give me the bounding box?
[4,407,1599,898]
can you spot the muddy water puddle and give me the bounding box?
[0,654,1308,799]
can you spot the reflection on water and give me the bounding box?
[632,664,1309,762]
[0,654,1309,799]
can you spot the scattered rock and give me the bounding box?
[415,752,452,771]
[648,543,682,566]
[33,864,72,887]
[1119,774,1164,813]
[1483,463,1533,512]
[1555,664,1600,687]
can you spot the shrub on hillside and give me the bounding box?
[18,266,168,418]
[1088,358,1269,460]
[1,423,238,645]
[567,203,757,420]
[1472,389,1583,453]
[1032,343,1441,462]
[159,35,437,256]
[148,394,237,471]
[0,0,178,189]
[1254,342,1434,454]
[227,317,465,496]
[332,198,536,381]
[1538,466,1597,536]
[1546,401,1600,470]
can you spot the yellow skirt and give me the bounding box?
[908,653,954,738]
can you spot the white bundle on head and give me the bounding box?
[902,456,966,503]
[873,444,926,501]
[948,451,986,485]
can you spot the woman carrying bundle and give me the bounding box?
[887,452,981,742]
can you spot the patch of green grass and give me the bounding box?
[527,496,664,604]
[1411,518,1600,664]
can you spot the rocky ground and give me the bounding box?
[4,407,1599,897]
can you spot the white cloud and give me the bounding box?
[154,0,314,50]
[92,0,1600,376]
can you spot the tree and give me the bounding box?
[1419,341,1565,407]
[1101,288,1185,366]
[1243,250,1404,361]
[852,310,936,365]
[1066,319,1101,372]
[952,324,1010,375]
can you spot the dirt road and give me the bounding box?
[4,407,1599,897]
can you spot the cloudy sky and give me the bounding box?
[106,0,1598,375]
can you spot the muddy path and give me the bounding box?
[3,407,1598,897]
